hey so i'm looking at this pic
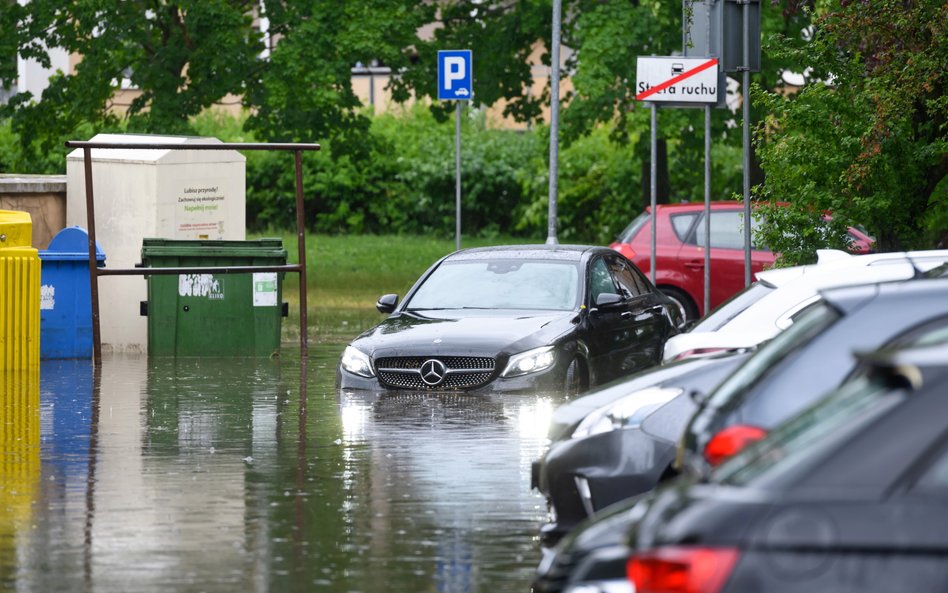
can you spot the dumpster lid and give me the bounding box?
[40,226,107,264]
[140,238,286,260]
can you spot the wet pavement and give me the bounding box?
[0,345,563,592]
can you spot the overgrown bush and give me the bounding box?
[3,107,659,244]
[518,124,642,243]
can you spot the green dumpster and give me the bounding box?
[141,238,287,357]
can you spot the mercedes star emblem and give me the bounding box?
[420,359,447,387]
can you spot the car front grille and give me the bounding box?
[375,356,496,390]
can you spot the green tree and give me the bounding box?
[245,0,433,159]
[753,0,947,263]
[392,0,551,124]
[547,1,815,210]
[2,0,263,159]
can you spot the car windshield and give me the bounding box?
[712,371,903,489]
[405,259,581,311]
[689,282,774,333]
[703,300,841,410]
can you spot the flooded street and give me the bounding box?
[1,345,563,592]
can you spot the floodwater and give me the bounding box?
[0,345,563,592]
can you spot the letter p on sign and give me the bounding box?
[443,57,465,90]
[438,50,472,100]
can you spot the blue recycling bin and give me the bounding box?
[38,227,106,359]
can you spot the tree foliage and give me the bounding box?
[393,0,551,124]
[753,0,947,263]
[2,0,943,256]
[2,0,263,153]
[244,0,432,159]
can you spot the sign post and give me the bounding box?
[636,56,720,289]
[438,50,473,251]
[685,0,761,287]
[547,0,563,245]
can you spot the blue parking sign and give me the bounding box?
[438,50,472,101]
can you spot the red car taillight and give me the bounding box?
[703,425,767,467]
[627,546,739,593]
[610,243,637,260]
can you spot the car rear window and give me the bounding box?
[703,301,841,410]
[713,372,902,490]
[670,213,699,242]
[615,212,649,243]
[692,210,766,250]
[688,282,774,333]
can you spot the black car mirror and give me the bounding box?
[594,293,623,308]
[376,293,399,314]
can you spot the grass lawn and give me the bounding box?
[252,233,538,344]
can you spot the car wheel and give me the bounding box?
[564,358,588,398]
[658,286,698,324]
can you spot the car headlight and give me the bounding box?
[501,345,557,378]
[571,387,683,439]
[340,345,375,378]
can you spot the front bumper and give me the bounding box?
[535,427,675,540]
[336,356,571,395]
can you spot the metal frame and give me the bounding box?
[64,140,320,361]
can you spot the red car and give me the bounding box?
[609,201,874,321]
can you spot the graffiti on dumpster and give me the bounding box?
[178,274,224,300]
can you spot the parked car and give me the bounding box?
[609,202,875,321]
[533,492,647,593]
[337,245,681,395]
[531,351,749,544]
[538,335,948,593]
[678,273,948,476]
[662,249,948,362]
[627,341,948,593]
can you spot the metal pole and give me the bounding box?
[455,101,462,251]
[704,105,712,316]
[650,103,657,285]
[82,147,102,364]
[742,0,752,287]
[546,0,562,245]
[294,150,309,357]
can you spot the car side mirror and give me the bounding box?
[376,293,399,314]
[594,293,623,308]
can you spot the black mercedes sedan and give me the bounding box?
[337,245,682,395]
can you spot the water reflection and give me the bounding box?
[337,391,557,592]
[0,368,41,586]
[1,346,557,592]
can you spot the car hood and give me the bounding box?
[351,309,577,358]
[546,352,749,442]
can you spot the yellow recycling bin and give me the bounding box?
[0,210,41,371]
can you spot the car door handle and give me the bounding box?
[684,261,704,270]
[621,311,633,319]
